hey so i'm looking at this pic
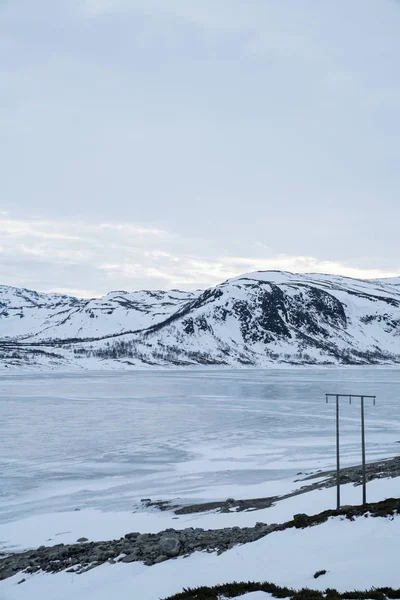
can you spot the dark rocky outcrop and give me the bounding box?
[1,497,399,583]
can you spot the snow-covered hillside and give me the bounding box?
[2,271,400,369]
[0,286,196,341]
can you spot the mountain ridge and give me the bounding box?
[2,270,400,369]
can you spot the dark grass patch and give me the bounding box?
[285,497,400,531]
[162,582,400,600]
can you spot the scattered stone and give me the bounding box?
[77,538,89,543]
[138,499,173,512]
[125,532,140,540]
[121,552,139,563]
[0,570,14,581]
[1,495,399,583]
[159,536,181,558]
[17,578,26,585]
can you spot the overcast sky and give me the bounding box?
[2,0,400,297]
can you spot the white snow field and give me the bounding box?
[1,368,399,599]
[1,510,400,600]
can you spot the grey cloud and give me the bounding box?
[0,217,399,297]
[2,1,400,293]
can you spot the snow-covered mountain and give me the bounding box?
[2,271,400,369]
[0,286,196,341]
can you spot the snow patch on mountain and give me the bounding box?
[0,285,197,341]
[2,271,400,369]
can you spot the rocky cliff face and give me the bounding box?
[2,271,400,369]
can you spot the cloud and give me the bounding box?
[0,216,398,297]
[246,32,314,61]
[0,218,81,241]
[41,287,99,299]
[81,0,317,60]
[97,223,172,238]
[82,0,264,30]
[176,255,400,288]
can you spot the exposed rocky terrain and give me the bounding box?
[2,271,400,368]
[1,497,399,584]
[1,457,399,584]
[171,456,400,515]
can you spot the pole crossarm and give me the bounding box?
[326,394,376,400]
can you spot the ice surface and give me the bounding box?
[1,477,398,552]
[1,367,400,600]
[1,368,399,530]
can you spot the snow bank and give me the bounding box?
[1,513,399,600]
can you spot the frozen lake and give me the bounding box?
[1,368,399,524]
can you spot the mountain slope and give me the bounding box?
[0,286,197,342]
[2,271,400,369]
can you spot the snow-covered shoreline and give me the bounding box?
[1,479,399,600]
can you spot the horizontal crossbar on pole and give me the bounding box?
[325,394,376,399]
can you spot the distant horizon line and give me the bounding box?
[1,269,399,300]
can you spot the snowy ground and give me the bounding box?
[1,368,399,599]
[0,476,398,553]
[1,502,400,599]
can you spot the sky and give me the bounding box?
[1,0,400,297]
